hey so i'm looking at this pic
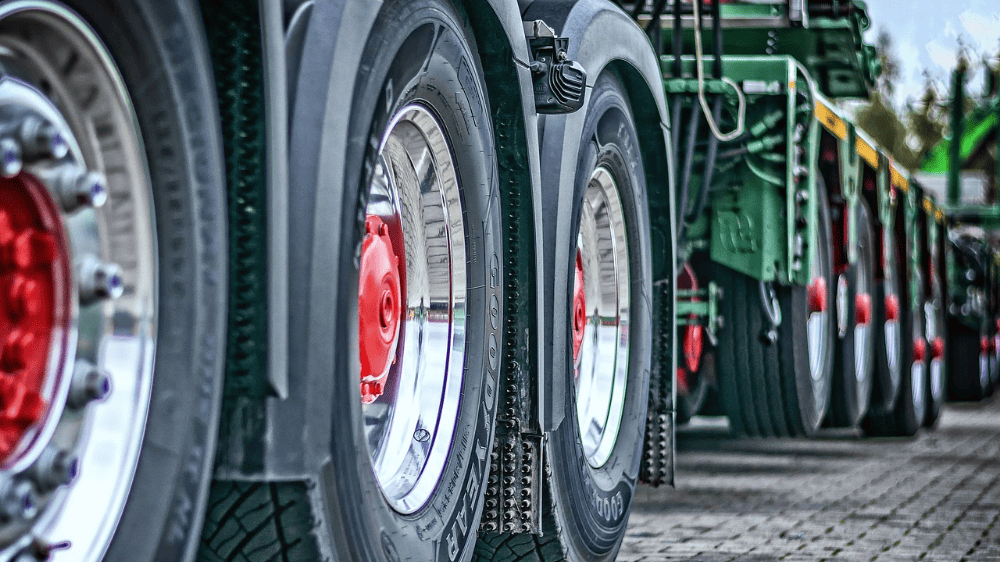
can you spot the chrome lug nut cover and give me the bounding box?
[26,448,78,493]
[77,256,124,305]
[67,360,111,409]
[16,116,68,162]
[0,480,36,524]
[0,137,21,178]
[39,165,108,212]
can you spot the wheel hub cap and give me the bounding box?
[808,277,827,313]
[0,173,70,460]
[572,249,586,363]
[359,215,402,403]
[855,293,871,325]
[884,294,900,321]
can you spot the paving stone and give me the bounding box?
[620,399,1000,562]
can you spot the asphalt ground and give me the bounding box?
[620,397,1000,561]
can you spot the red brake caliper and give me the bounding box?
[676,264,703,394]
[0,174,69,459]
[572,249,586,366]
[930,337,944,361]
[358,215,402,404]
[913,338,927,363]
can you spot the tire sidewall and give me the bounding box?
[328,1,501,560]
[50,2,228,561]
[549,72,651,560]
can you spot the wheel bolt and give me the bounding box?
[42,164,107,212]
[0,479,37,522]
[0,138,22,178]
[7,275,41,320]
[77,255,124,305]
[68,360,111,409]
[28,447,78,492]
[17,116,69,161]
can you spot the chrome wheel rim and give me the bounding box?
[924,300,943,405]
[0,3,156,560]
[574,166,629,469]
[360,104,465,515]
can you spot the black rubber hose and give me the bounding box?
[672,0,682,76]
[688,94,723,223]
[711,0,722,79]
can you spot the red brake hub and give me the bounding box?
[358,215,402,404]
[930,337,944,361]
[855,293,871,326]
[884,294,899,322]
[807,277,827,313]
[981,336,990,355]
[0,174,70,461]
[572,249,586,364]
[913,338,927,363]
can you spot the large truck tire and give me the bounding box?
[830,200,875,427]
[476,71,651,562]
[716,177,834,437]
[200,0,503,560]
[0,2,228,561]
[863,218,926,437]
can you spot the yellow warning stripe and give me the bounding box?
[856,137,879,169]
[889,165,908,193]
[815,100,847,141]
[935,209,945,224]
[922,197,933,214]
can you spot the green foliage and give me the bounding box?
[855,92,922,169]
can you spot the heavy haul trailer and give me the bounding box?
[625,0,949,439]
[0,0,681,561]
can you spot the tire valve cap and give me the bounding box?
[77,256,124,305]
[46,165,108,212]
[68,360,111,409]
[28,447,79,492]
[18,117,69,162]
[0,138,22,178]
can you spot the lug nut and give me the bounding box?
[42,164,107,212]
[68,360,111,409]
[77,255,124,305]
[0,138,22,178]
[0,479,38,523]
[28,447,79,492]
[17,116,69,161]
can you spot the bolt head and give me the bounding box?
[1,138,22,178]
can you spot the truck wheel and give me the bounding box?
[200,1,503,561]
[0,2,228,561]
[868,221,903,416]
[715,183,834,438]
[478,72,651,562]
[864,229,926,436]
[830,200,875,427]
[774,177,835,435]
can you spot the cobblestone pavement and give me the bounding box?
[621,398,1000,561]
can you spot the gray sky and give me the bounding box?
[862,0,1000,106]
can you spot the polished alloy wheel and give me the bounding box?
[0,4,156,559]
[574,166,630,469]
[359,104,465,515]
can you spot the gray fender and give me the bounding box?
[217,0,545,481]
[524,0,676,432]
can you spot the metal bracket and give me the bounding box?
[524,20,586,114]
